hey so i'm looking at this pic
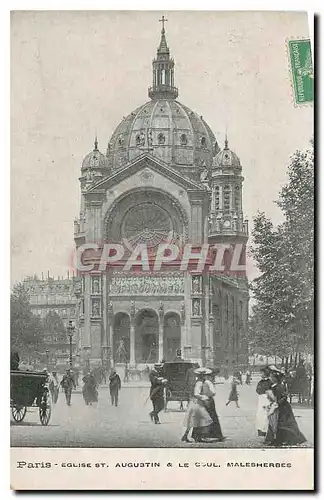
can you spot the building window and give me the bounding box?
[223,185,231,211]
[158,133,165,145]
[215,186,220,210]
[201,137,207,148]
[180,134,188,146]
[235,185,240,210]
[136,134,141,146]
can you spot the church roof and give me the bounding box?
[106,18,220,177]
[108,100,219,173]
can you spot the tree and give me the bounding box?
[11,282,44,361]
[250,142,314,357]
[43,311,66,341]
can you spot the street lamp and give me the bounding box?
[45,349,50,367]
[67,320,75,369]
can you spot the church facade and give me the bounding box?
[73,22,249,370]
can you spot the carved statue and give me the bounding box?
[180,301,186,324]
[200,168,209,182]
[192,276,201,294]
[193,299,201,316]
[92,277,100,294]
[74,279,82,295]
[158,301,164,318]
[92,300,100,316]
[86,170,94,182]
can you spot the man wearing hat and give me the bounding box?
[109,368,121,407]
[149,364,167,424]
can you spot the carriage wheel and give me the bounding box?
[12,405,27,422]
[39,391,51,426]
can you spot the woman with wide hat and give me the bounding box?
[182,367,224,443]
[255,367,272,436]
[265,366,306,446]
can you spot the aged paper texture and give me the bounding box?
[10,10,314,491]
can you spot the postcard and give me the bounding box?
[10,10,314,490]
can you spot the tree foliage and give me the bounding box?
[250,142,314,357]
[10,282,44,360]
[43,310,66,340]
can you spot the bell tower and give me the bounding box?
[208,136,249,247]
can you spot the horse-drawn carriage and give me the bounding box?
[162,361,197,411]
[10,370,52,425]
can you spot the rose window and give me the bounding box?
[122,203,173,248]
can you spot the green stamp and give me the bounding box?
[288,39,314,105]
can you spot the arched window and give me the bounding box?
[180,134,188,146]
[158,133,165,145]
[201,137,207,148]
[136,134,141,146]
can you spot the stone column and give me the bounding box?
[130,301,136,367]
[180,301,186,357]
[158,302,164,362]
[107,300,114,369]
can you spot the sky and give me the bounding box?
[10,10,313,284]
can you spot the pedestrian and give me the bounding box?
[124,363,130,383]
[49,371,60,404]
[245,369,252,385]
[255,367,272,436]
[60,369,76,406]
[265,367,307,446]
[226,376,240,408]
[149,364,167,424]
[82,371,98,406]
[109,368,121,407]
[181,367,224,443]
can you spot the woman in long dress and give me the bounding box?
[256,367,272,436]
[265,369,307,446]
[181,368,224,443]
[82,371,98,406]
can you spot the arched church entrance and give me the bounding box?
[113,313,130,363]
[135,309,158,364]
[163,312,181,361]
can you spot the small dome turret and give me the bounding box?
[212,136,241,169]
[82,137,108,171]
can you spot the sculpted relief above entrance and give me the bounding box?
[109,272,184,296]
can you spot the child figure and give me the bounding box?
[226,376,240,408]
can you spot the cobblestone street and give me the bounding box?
[11,379,313,449]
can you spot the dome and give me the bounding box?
[212,138,241,169]
[106,22,220,179]
[108,99,219,174]
[82,138,108,171]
